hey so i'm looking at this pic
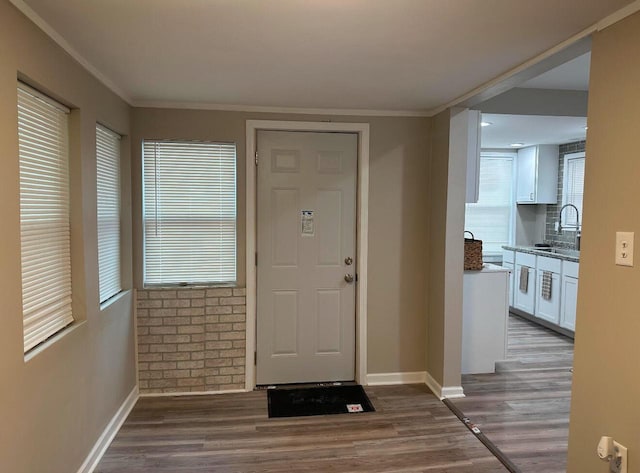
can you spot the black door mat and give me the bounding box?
[267,384,375,418]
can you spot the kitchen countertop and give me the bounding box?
[464,263,511,273]
[502,245,580,263]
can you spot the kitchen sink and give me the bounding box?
[529,247,580,258]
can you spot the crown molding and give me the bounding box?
[9,0,133,105]
[132,100,432,117]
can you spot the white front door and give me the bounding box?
[256,130,357,385]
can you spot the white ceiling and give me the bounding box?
[520,53,591,91]
[16,0,633,112]
[481,114,587,149]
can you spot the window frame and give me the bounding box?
[465,151,517,258]
[17,82,74,353]
[142,139,237,287]
[561,151,586,231]
[96,123,123,305]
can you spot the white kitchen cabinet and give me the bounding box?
[516,145,559,204]
[560,261,580,331]
[534,256,562,324]
[514,252,536,314]
[462,265,509,374]
[451,109,482,203]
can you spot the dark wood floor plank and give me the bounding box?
[97,384,507,473]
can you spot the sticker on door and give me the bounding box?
[301,210,314,236]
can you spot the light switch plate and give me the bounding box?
[615,232,634,267]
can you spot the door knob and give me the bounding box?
[344,273,354,283]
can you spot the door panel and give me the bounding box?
[316,289,342,354]
[256,130,357,385]
[316,190,342,265]
[271,189,299,266]
[272,291,298,355]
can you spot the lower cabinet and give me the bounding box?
[514,252,536,314]
[507,249,579,335]
[534,256,562,324]
[514,264,536,314]
[534,269,561,324]
[560,261,580,331]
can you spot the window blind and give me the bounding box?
[18,83,73,352]
[465,156,514,254]
[143,140,236,285]
[563,154,585,228]
[97,124,122,303]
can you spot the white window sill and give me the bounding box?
[24,321,86,363]
[99,289,131,312]
[142,282,240,290]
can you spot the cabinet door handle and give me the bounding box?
[530,192,534,201]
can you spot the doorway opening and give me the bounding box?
[455,50,590,472]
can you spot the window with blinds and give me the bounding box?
[18,83,73,352]
[142,140,236,285]
[97,124,122,303]
[465,154,515,255]
[562,152,585,228]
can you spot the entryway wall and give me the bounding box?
[130,108,432,394]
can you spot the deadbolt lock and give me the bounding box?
[345,256,353,265]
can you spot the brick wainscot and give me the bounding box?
[136,287,246,394]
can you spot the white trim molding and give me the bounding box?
[134,101,430,117]
[425,371,465,400]
[245,120,370,390]
[9,0,133,104]
[367,371,427,386]
[77,386,139,473]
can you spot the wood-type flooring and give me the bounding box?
[452,315,574,473]
[97,384,507,473]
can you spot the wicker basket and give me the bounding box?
[464,231,483,270]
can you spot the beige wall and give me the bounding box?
[567,11,640,473]
[426,110,450,384]
[426,109,464,388]
[131,108,431,374]
[0,2,135,473]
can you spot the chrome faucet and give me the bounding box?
[558,203,581,250]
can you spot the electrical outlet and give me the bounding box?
[615,232,634,267]
[610,441,628,473]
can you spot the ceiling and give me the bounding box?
[520,53,591,91]
[481,114,587,149]
[16,0,633,112]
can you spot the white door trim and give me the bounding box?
[245,120,369,390]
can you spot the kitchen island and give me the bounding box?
[462,264,510,374]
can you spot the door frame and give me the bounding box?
[245,120,370,390]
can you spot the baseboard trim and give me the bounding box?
[425,371,465,400]
[139,388,247,398]
[77,385,139,473]
[366,371,426,386]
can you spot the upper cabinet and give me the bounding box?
[451,109,482,203]
[516,145,559,204]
